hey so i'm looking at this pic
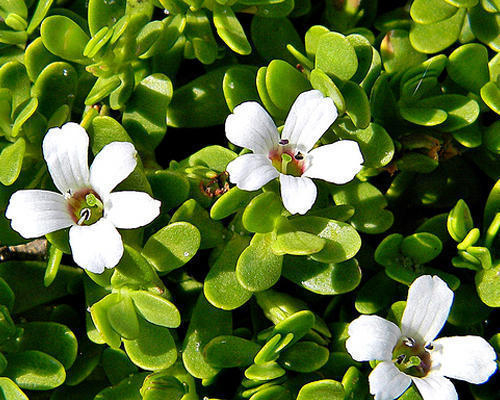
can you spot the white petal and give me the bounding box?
[42,122,90,194]
[401,275,454,343]
[411,375,457,400]
[226,153,279,191]
[279,174,317,215]
[346,315,402,362]
[281,90,337,153]
[6,190,73,238]
[369,361,412,400]
[104,191,161,229]
[303,141,364,184]
[225,102,279,154]
[69,218,123,274]
[90,142,137,197]
[430,336,497,384]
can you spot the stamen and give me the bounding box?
[77,208,91,225]
[279,139,289,145]
[295,152,304,160]
[396,354,405,364]
[281,153,293,174]
[425,343,434,350]
[403,337,416,347]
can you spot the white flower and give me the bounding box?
[346,275,498,400]
[225,90,364,215]
[6,122,161,274]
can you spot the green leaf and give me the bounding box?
[448,284,490,325]
[355,273,396,314]
[27,0,54,35]
[31,62,78,120]
[182,293,232,379]
[400,233,443,264]
[107,295,140,340]
[279,341,329,372]
[168,67,230,128]
[342,366,369,400]
[122,73,173,151]
[399,105,447,126]
[185,9,217,64]
[481,81,500,115]
[410,0,458,24]
[310,68,346,115]
[95,372,149,400]
[332,180,394,234]
[0,138,25,186]
[88,0,126,36]
[282,257,361,295]
[142,222,200,273]
[305,25,330,58]
[242,191,283,233]
[204,234,252,310]
[223,65,259,111]
[101,348,138,385]
[272,217,326,256]
[418,94,479,131]
[16,322,77,369]
[297,380,345,400]
[40,15,90,64]
[187,145,237,172]
[315,32,358,81]
[0,377,28,400]
[447,199,474,242]
[0,61,30,117]
[124,318,177,371]
[204,335,261,368]
[381,29,427,74]
[409,8,466,53]
[447,44,489,93]
[341,80,371,129]
[130,290,181,328]
[0,278,14,311]
[3,351,65,390]
[469,5,500,51]
[251,16,303,65]
[213,4,251,55]
[265,60,311,112]
[211,186,260,220]
[90,294,122,349]
[237,233,283,292]
[476,262,500,307]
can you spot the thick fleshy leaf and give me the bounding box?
[431,336,497,384]
[401,275,454,343]
[0,138,25,186]
[281,90,337,153]
[104,191,160,229]
[296,379,345,400]
[303,141,363,184]
[42,122,90,194]
[69,218,123,273]
[6,190,73,238]
[226,154,278,191]
[411,375,457,400]
[346,315,401,362]
[225,101,279,154]
[90,142,137,197]
[369,361,412,400]
[279,174,317,215]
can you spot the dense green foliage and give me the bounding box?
[0,0,499,399]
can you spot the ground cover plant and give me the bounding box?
[0,0,499,399]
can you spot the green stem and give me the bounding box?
[80,107,98,130]
[44,245,63,287]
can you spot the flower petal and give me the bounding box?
[430,336,497,384]
[6,190,73,238]
[90,142,137,197]
[42,122,90,194]
[401,275,454,343]
[411,375,457,400]
[225,101,279,154]
[303,141,364,184]
[281,90,337,153]
[369,361,412,400]
[104,191,161,229]
[226,153,279,191]
[279,174,317,215]
[346,315,402,362]
[69,218,123,274]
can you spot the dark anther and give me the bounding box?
[396,354,405,364]
[279,139,289,145]
[404,337,416,347]
[295,152,304,160]
[425,343,434,350]
[296,64,304,72]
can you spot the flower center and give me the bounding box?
[66,189,104,226]
[392,337,432,378]
[268,141,306,177]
